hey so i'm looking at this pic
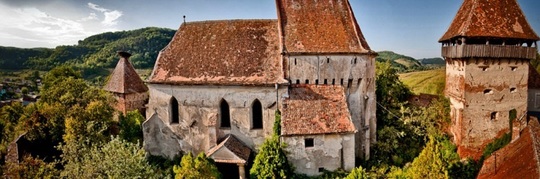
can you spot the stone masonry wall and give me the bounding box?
[447,58,528,158]
[286,54,376,158]
[282,133,355,176]
[145,84,286,155]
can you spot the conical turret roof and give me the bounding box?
[440,0,539,42]
[103,52,149,94]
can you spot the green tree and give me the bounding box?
[60,136,160,178]
[21,87,29,96]
[119,110,145,143]
[250,135,293,178]
[345,166,369,179]
[3,155,59,178]
[406,136,459,179]
[250,111,293,178]
[368,61,422,167]
[173,152,221,179]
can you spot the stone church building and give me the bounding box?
[142,0,376,177]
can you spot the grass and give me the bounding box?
[399,69,445,95]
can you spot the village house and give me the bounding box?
[142,0,376,177]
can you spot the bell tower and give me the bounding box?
[440,0,539,159]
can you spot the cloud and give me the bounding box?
[0,2,123,48]
[87,2,107,12]
[103,10,122,26]
[87,2,123,26]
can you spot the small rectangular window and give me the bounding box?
[305,138,314,148]
[305,79,310,84]
[296,79,300,84]
[324,79,328,85]
[332,79,335,85]
[490,112,497,121]
[319,168,325,172]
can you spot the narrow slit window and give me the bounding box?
[340,79,344,85]
[332,79,335,85]
[324,79,328,85]
[490,112,497,121]
[326,58,330,63]
[305,138,314,148]
[482,67,488,71]
[315,79,319,85]
[171,97,179,124]
[296,79,300,84]
[294,58,297,65]
[220,100,231,128]
[484,89,493,94]
[252,99,263,129]
[347,79,353,88]
[354,58,357,64]
[305,79,310,84]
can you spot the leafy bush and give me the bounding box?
[173,152,221,179]
[119,110,145,144]
[481,133,511,159]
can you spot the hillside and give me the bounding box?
[399,69,445,95]
[1,27,176,70]
[0,47,52,70]
[376,51,430,72]
[418,57,445,67]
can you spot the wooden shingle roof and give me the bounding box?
[277,0,372,54]
[206,134,251,164]
[281,85,356,136]
[440,0,539,42]
[149,20,287,86]
[103,52,148,94]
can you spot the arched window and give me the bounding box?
[220,99,231,128]
[252,99,263,129]
[171,97,179,124]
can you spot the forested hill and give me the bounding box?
[0,27,176,70]
[376,51,444,72]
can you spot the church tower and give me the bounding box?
[440,0,539,159]
[276,0,377,158]
[104,51,149,115]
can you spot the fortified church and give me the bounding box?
[99,0,540,177]
[141,0,376,177]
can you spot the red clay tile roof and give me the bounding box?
[277,0,371,54]
[281,85,355,136]
[440,0,540,42]
[103,52,149,94]
[530,63,540,89]
[206,134,251,164]
[149,20,287,86]
[477,119,540,179]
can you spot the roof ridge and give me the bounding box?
[184,19,277,25]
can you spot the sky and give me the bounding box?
[0,0,539,59]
